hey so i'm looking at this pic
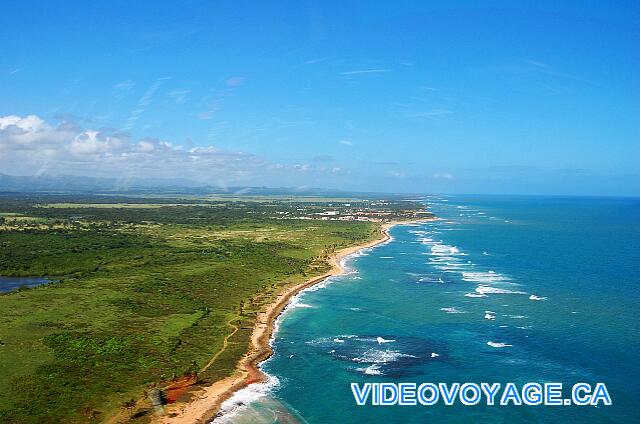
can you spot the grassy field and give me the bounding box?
[0,195,386,423]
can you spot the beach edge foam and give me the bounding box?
[155,219,428,424]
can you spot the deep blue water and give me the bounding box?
[0,276,50,293]
[216,195,640,423]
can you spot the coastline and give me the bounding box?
[155,220,423,424]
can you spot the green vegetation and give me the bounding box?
[0,194,421,423]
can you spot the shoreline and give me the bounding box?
[156,219,425,424]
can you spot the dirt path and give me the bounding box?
[199,320,239,374]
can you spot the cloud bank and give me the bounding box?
[0,115,275,184]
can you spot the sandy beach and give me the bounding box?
[153,220,421,424]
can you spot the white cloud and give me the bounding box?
[135,140,155,152]
[0,115,259,181]
[0,115,344,186]
[124,77,170,130]
[114,80,135,91]
[303,57,328,65]
[0,115,70,151]
[197,108,218,120]
[225,76,245,87]
[405,109,453,118]
[433,172,454,180]
[340,69,390,76]
[294,164,310,171]
[523,59,551,70]
[338,139,353,146]
[168,89,190,104]
[0,114,44,131]
[112,80,136,100]
[69,130,127,156]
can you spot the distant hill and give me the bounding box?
[0,173,385,198]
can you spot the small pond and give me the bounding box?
[0,276,51,293]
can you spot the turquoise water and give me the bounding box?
[216,195,640,423]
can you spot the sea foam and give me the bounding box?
[440,306,466,314]
[475,285,526,295]
[529,294,548,301]
[352,349,417,364]
[462,271,511,283]
[213,374,280,423]
[487,341,512,348]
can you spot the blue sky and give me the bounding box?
[1,1,638,195]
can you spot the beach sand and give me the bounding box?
[153,220,422,424]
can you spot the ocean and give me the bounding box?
[214,195,640,423]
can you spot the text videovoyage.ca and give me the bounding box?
[351,382,612,406]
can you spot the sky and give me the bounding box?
[1,0,639,195]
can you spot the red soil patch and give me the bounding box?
[165,375,198,404]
